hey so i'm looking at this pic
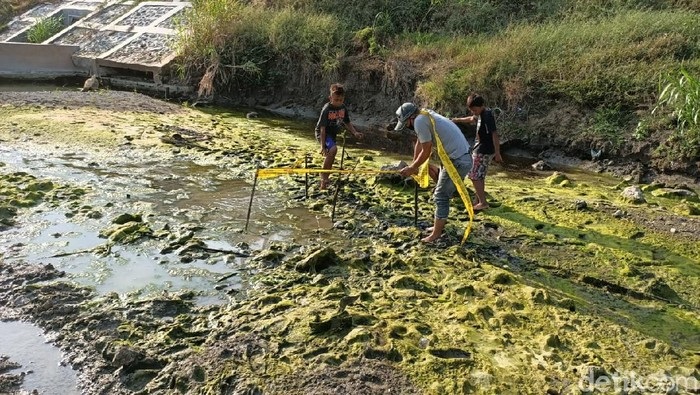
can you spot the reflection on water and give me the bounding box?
[0,321,80,395]
[0,141,338,303]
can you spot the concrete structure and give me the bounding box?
[0,0,192,95]
[0,43,81,77]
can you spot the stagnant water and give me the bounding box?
[0,88,550,394]
[0,321,80,395]
[0,103,348,393]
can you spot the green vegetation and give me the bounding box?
[654,69,700,160]
[177,0,700,167]
[25,15,62,43]
[176,0,344,96]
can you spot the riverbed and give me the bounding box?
[1,89,699,395]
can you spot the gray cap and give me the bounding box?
[394,102,418,131]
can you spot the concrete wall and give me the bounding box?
[0,43,82,79]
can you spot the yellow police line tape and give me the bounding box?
[257,161,431,188]
[255,114,474,244]
[419,109,474,244]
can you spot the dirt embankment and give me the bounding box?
[206,54,699,183]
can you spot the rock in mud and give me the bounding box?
[531,160,553,171]
[295,247,339,272]
[620,185,646,204]
[545,172,570,186]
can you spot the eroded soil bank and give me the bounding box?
[0,91,699,394]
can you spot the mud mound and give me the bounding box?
[0,90,184,113]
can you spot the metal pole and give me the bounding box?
[331,178,341,223]
[331,132,347,223]
[339,132,347,170]
[304,154,309,199]
[244,167,259,232]
[414,181,419,227]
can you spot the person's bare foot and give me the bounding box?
[473,203,490,211]
[421,233,442,243]
[320,180,330,190]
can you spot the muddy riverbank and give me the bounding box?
[1,90,699,394]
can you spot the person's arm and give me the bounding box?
[451,115,476,124]
[492,130,502,162]
[400,140,433,176]
[484,110,501,161]
[317,106,330,154]
[346,122,362,139]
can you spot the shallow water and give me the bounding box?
[0,108,340,392]
[0,142,335,299]
[0,85,595,394]
[0,320,80,395]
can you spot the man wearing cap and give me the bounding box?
[394,102,472,242]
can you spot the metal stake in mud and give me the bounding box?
[244,166,259,232]
[414,181,418,227]
[304,154,309,199]
[331,132,347,223]
[339,131,347,169]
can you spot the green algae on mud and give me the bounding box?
[0,170,87,228]
[1,92,699,394]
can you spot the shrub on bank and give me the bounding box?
[412,10,700,110]
[176,0,344,96]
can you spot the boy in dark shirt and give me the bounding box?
[452,94,502,210]
[315,83,362,189]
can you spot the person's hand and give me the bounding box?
[494,153,503,163]
[399,165,417,177]
[354,131,363,139]
[320,147,327,156]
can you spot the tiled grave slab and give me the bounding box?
[106,32,174,65]
[53,28,136,57]
[116,5,177,27]
[81,3,132,25]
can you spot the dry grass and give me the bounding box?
[0,0,53,24]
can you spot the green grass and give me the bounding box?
[410,11,700,108]
[25,15,62,43]
[176,0,345,95]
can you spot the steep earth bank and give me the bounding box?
[207,55,699,183]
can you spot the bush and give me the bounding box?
[654,68,700,160]
[408,10,700,110]
[177,0,346,95]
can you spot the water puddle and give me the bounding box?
[0,321,80,395]
[0,143,335,301]
[0,118,340,392]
